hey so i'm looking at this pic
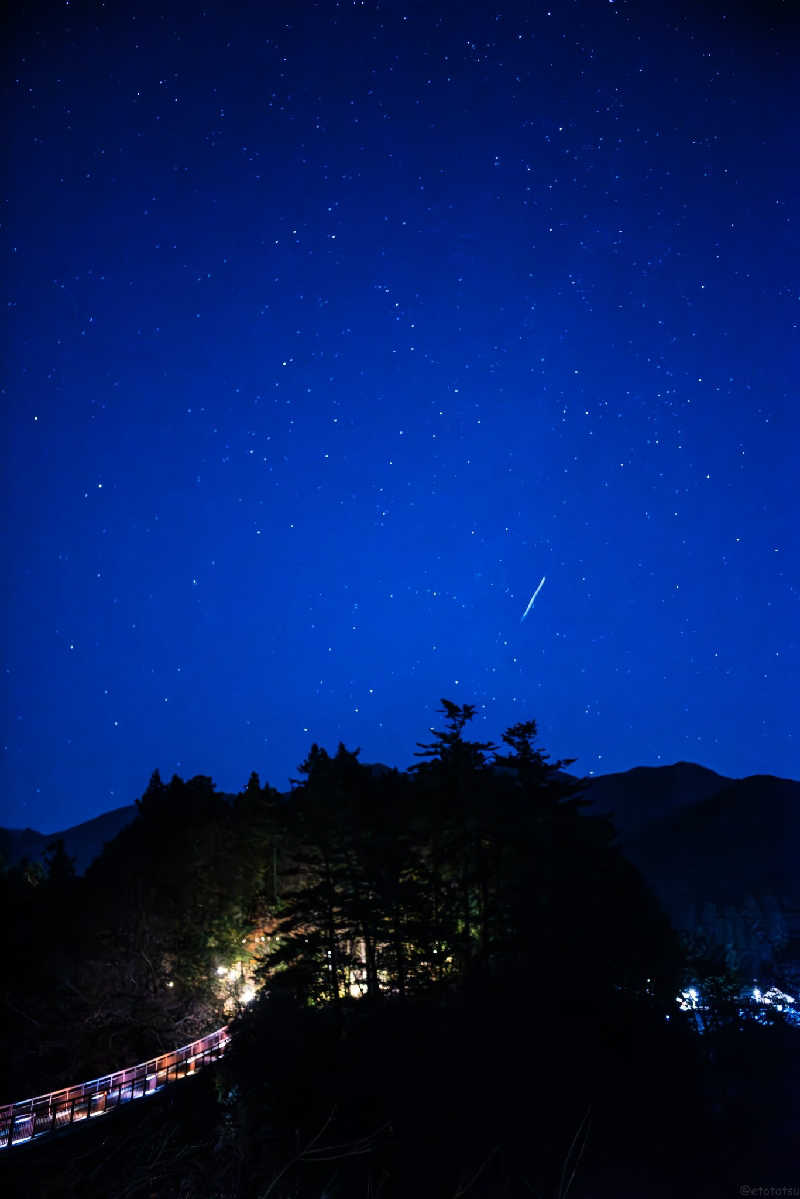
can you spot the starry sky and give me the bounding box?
[4,0,799,833]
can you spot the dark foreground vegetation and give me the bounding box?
[2,701,797,1196]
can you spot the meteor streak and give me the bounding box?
[520,576,546,622]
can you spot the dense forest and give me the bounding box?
[1,701,797,1196]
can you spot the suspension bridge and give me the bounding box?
[0,1025,230,1150]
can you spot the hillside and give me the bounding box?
[623,774,800,925]
[0,804,137,875]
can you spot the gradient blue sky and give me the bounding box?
[4,0,798,832]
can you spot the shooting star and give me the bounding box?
[520,576,546,623]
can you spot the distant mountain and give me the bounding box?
[562,762,800,970]
[575,761,732,836]
[620,774,800,928]
[0,804,137,875]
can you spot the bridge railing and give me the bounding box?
[0,1025,230,1150]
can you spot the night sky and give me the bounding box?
[4,0,799,833]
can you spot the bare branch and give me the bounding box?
[452,1144,500,1197]
[557,1106,592,1199]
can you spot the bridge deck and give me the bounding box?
[0,1026,230,1150]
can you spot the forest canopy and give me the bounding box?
[2,700,794,1196]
